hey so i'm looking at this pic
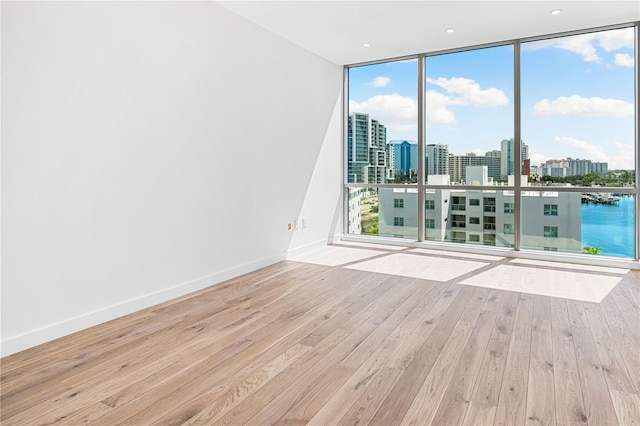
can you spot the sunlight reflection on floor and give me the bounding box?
[460,264,623,302]
[345,253,488,282]
[288,245,384,266]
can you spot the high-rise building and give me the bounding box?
[569,159,592,176]
[426,143,449,177]
[347,113,387,184]
[500,139,512,177]
[522,159,531,176]
[387,140,418,180]
[536,158,608,177]
[540,165,567,177]
[564,158,609,176]
[500,139,529,178]
[387,143,396,171]
[449,153,501,183]
[569,158,592,176]
[591,162,609,174]
[521,143,529,164]
[486,150,501,159]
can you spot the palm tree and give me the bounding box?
[582,245,602,255]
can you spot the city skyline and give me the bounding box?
[348,26,635,171]
[350,111,616,186]
[384,137,610,172]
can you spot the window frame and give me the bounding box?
[504,202,515,214]
[343,22,639,263]
[543,226,559,238]
[543,204,558,216]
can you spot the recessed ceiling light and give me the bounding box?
[551,9,562,15]
[446,28,455,33]
[362,43,371,48]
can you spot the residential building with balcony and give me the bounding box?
[426,143,449,176]
[347,112,387,184]
[379,166,582,251]
[449,152,501,184]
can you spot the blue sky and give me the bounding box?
[349,26,635,170]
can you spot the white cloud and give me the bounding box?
[421,77,508,127]
[555,136,608,162]
[556,33,600,62]
[611,142,635,170]
[533,95,633,117]
[555,136,633,170]
[597,28,635,52]
[425,90,455,126]
[426,77,509,107]
[524,27,634,63]
[615,53,634,67]
[349,77,507,132]
[369,76,391,87]
[349,89,462,131]
[349,94,417,131]
[528,148,551,168]
[396,59,418,64]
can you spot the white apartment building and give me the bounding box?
[536,158,610,177]
[426,144,449,176]
[348,188,363,235]
[378,166,582,252]
[449,153,501,184]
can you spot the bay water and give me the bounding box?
[581,195,636,258]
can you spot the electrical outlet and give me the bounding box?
[302,218,307,228]
[293,219,299,230]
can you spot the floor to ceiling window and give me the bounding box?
[345,23,639,263]
[346,58,418,239]
[521,26,636,258]
[423,45,514,247]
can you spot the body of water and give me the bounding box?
[581,195,636,258]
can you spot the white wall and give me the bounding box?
[1,1,343,356]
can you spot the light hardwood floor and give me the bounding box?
[2,244,639,425]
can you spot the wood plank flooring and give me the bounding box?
[2,246,640,425]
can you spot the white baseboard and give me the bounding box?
[328,233,342,244]
[287,236,337,258]
[1,254,286,357]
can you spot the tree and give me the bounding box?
[368,223,379,235]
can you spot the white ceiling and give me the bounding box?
[216,1,639,65]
